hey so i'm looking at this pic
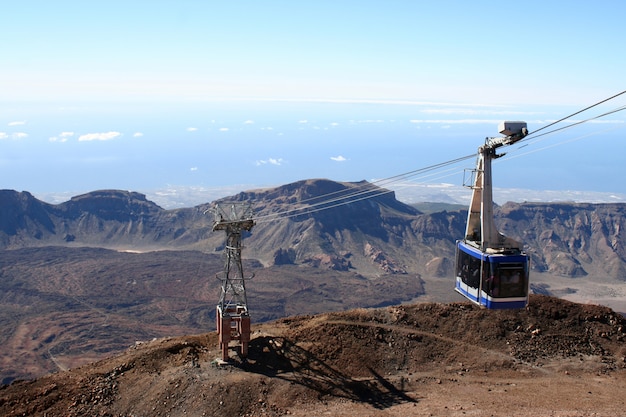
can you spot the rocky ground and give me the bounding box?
[0,247,426,384]
[2,294,626,416]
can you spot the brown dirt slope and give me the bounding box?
[0,247,425,384]
[2,294,626,416]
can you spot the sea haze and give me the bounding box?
[2,99,625,204]
[34,183,626,211]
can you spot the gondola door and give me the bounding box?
[455,241,484,306]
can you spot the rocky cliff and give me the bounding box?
[1,181,625,280]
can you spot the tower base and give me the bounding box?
[216,305,251,362]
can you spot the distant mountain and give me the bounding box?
[499,202,626,279]
[0,189,212,250]
[1,179,626,383]
[0,189,55,240]
[221,179,432,276]
[1,180,625,280]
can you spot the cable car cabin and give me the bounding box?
[455,241,529,309]
[455,121,530,309]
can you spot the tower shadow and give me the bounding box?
[240,336,417,410]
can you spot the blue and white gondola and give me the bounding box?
[454,121,530,309]
[455,241,529,309]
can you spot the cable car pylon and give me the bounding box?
[455,121,530,309]
[211,202,255,362]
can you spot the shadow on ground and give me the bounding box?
[239,336,417,410]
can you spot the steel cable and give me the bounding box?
[212,91,626,225]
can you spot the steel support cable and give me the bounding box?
[266,156,477,223]
[500,123,626,164]
[252,154,475,224]
[523,89,626,139]
[254,101,626,225]
[259,153,477,211]
[520,105,626,145]
[210,161,461,227]
[253,155,473,223]
[254,162,473,224]
[266,93,626,222]
[214,91,626,226]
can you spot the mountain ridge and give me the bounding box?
[1,179,626,384]
[1,180,625,280]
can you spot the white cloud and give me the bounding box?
[8,120,26,126]
[133,132,144,137]
[0,132,28,140]
[355,119,385,124]
[186,127,198,132]
[255,157,284,166]
[190,167,198,171]
[298,119,308,124]
[409,119,502,125]
[239,97,505,108]
[219,127,229,132]
[244,120,254,124]
[330,155,347,162]
[78,131,121,141]
[49,132,74,143]
[420,108,543,116]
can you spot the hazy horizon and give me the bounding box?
[27,180,626,211]
[2,3,625,204]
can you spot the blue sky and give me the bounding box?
[1,1,625,208]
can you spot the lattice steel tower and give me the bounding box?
[211,202,255,361]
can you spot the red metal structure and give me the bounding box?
[211,203,255,362]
